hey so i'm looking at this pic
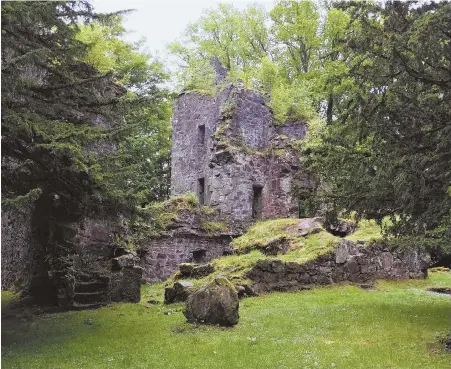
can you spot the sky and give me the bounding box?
[92,0,275,59]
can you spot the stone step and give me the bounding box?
[75,281,108,293]
[74,291,106,304]
[77,273,109,283]
[72,302,106,311]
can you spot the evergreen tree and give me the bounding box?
[307,1,451,245]
[1,1,172,214]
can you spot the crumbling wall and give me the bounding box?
[1,207,41,292]
[140,235,232,282]
[171,83,312,222]
[1,208,142,308]
[52,217,143,308]
[247,240,430,293]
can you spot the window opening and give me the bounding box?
[252,185,263,218]
[198,125,205,145]
[198,178,205,205]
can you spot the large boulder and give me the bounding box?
[183,277,239,326]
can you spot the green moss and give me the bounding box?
[212,277,236,292]
[345,219,384,242]
[278,231,338,263]
[230,218,302,254]
[200,221,229,235]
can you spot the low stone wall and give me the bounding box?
[140,235,232,283]
[247,240,430,293]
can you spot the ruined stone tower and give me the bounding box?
[171,61,312,222]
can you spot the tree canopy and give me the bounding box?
[1,1,171,216]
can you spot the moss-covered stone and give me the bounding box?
[183,277,239,326]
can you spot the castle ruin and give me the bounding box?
[171,70,312,223]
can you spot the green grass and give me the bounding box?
[231,218,301,253]
[2,272,450,369]
[345,219,384,242]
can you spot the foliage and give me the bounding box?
[305,1,451,243]
[168,1,351,124]
[3,274,451,368]
[1,2,172,214]
[1,188,43,211]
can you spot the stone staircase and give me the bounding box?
[73,274,109,310]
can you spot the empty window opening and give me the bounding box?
[197,178,205,205]
[252,185,263,219]
[298,198,306,218]
[192,249,207,263]
[198,125,205,145]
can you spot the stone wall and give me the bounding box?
[1,208,142,308]
[1,207,41,292]
[51,217,143,308]
[171,83,313,222]
[140,235,232,282]
[247,240,430,293]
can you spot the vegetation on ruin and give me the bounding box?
[124,193,230,248]
[1,2,172,219]
[3,272,451,369]
[169,1,451,259]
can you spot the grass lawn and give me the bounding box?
[2,272,450,369]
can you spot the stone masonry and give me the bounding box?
[171,69,312,222]
[247,240,431,294]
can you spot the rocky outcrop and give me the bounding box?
[183,277,239,326]
[247,240,430,294]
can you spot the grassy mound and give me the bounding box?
[2,272,450,369]
[165,218,384,287]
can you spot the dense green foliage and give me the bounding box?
[2,272,451,368]
[1,1,171,215]
[169,1,350,123]
[306,1,451,248]
[2,0,449,249]
[169,1,451,250]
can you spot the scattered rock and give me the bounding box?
[112,253,139,270]
[358,283,376,291]
[325,219,356,237]
[427,288,451,295]
[179,263,215,278]
[262,236,290,256]
[298,217,324,237]
[183,277,239,326]
[164,281,194,304]
[235,284,257,298]
[444,336,451,352]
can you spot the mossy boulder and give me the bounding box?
[183,277,239,326]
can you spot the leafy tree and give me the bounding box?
[1,1,171,216]
[306,1,451,246]
[76,16,172,204]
